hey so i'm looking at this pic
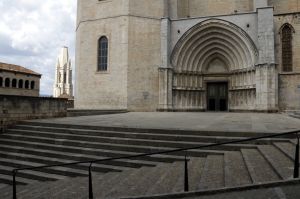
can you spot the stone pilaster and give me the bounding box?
[255,64,278,111]
[158,68,173,110]
[255,7,278,111]
[158,17,173,110]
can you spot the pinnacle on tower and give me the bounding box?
[53,47,73,99]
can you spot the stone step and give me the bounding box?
[145,161,184,196]
[19,122,287,138]
[0,157,87,179]
[0,150,128,174]
[2,171,106,199]
[273,142,300,162]
[100,165,164,199]
[0,134,202,158]
[198,155,224,190]
[0,165,58,182]
[0,121,297,199]
[121,179,300,199]
[258,145,294,180]
[0,173,37,186]
[241,149,281,183]
[93,166,159,199]
[0,184,8,191]
[11,126,291,145]
[0,143,156,169]
[29,176,91,199]
[224,151,252,187]
[0,138,184,163]
[3,131,257,154]
[109,162,185,198]
[186,158,206,191]
[18,176,92,199]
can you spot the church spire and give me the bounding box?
[53,47,73,99]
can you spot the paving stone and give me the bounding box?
[274,142,300,161]
[145,162,184,196]
[258,145,294,179]
[241,149,280,183]
[198,155,224,190]
[115,163,176,198]
[187,158,206,191]
[224,151,252,187]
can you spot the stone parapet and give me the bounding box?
[0,95,68,132]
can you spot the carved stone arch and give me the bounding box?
[203,54,230,73]
[171,18,258,72]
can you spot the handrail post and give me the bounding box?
[294,133,299,178]
[184,154,189,192]
[13,170,17,199]
[89,163,94,199]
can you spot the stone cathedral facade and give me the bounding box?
[75,0,300,112]
[53,47,73,99]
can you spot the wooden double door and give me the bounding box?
[207,82,228,111]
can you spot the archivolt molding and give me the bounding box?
[171,19,258,72]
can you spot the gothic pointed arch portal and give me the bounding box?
[170,19,258,111]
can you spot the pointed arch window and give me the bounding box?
[281,24,294,72]
[98,36,108,71]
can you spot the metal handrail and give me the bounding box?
[11,129,300,199]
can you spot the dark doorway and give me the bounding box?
[207,82,228,111]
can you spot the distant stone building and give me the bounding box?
[53,47,73,99]
[0,62,41,97]
[75,0,300,112]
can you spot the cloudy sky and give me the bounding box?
[0,0,77,95]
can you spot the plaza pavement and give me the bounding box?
[30,112,300,133]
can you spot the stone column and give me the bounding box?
[255,7,278,111]
[158,17,173,111]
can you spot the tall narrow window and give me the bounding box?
[5,78,10,87]
[281,24,293,72]
[0,77,2,87]
[63,72,67,84]
[19,79,23,88]
[31,81,35,89]
[12,79,17,88]
[25,80,29,89]
[98,36,108,71]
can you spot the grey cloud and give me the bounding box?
[0,0,77,95]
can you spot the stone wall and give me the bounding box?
[269,0,300,14]
[274,14,300,110]
[127,16,161,111]
[0,95,68,131]
[279,74,300,110]
[75,16,129,110]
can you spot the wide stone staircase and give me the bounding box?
[0,121,299,198]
